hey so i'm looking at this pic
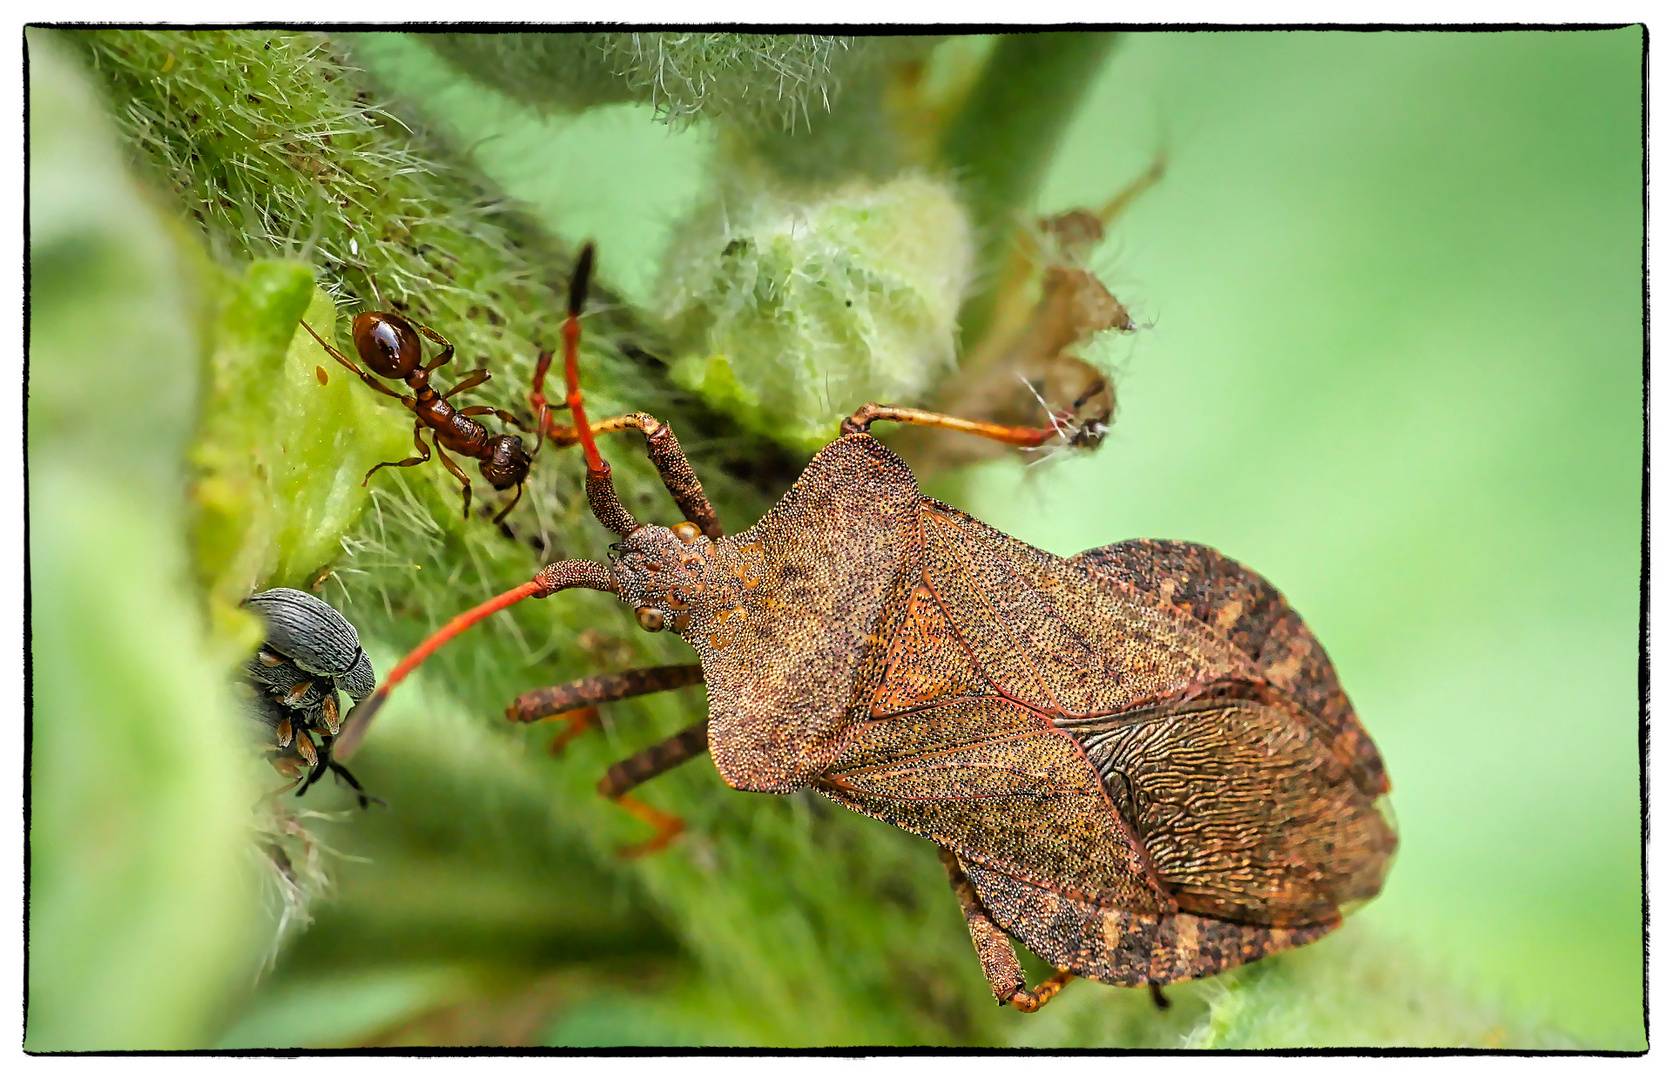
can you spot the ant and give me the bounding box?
[301,304,537,523]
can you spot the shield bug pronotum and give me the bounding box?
[348,244,1397,1011]
[242,588,380,807]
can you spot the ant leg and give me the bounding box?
[457,404,531,433]
[507,664,705,723]
[938,846,1076,1012]
[411,322,456,375]
[430,440,474,520]
[364,422,432,485]
[299,319,410,403]
[491,482,524,525]
[841,404,1066,449]
[442,368,492,400]
[596,721,709,858]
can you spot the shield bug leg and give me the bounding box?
[840,403,1069,450]
[938,846,1076,1012]
[545,708,599,755]
[506,667,708,852]
[597,721,709,858]
[506,664,706,724]
[529,245,724,540]
[1148,982,1171,1010]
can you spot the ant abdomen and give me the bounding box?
[351,311,423,379]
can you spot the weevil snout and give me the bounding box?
[609,522,721,634]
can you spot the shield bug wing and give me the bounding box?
[1068,539,1389,796]
[1058,693,1395,927]
[806,484,1394,989]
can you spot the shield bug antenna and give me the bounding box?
[299,290,538,524]
[346,241,1396,1013]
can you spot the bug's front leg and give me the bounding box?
[938,846,1075,1012]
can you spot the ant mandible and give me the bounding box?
[301,303,537,523]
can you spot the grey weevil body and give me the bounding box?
[242,588,379,806]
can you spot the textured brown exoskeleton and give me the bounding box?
[352,244,1397,1012]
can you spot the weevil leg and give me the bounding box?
[596,721,709,858]
[506,664,705,723]
[1149,982,1171,1010]
[938,846,1076,1012]
[326,758,384,809]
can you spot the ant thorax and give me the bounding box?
[610,522,734,636]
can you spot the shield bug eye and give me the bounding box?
[635,607,666,633]
[673,521,703,544]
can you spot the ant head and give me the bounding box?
[608,521,721,637]
[351,312,423,379]
[480,434,531,490]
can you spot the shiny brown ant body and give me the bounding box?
[302,310,534,523]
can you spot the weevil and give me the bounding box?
[242,588,379,807]
[350,244,1397,1011]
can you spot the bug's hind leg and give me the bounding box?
[597,722,709,858]
[506,665,708,857]
[938,846,1076,1012]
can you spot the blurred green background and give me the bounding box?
[975,30,1644,1043]
[27,29,1643,1050]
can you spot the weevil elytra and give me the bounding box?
[242,588,379,807]
[350,244,1397,1012]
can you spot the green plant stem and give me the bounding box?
[938,32,1119,341]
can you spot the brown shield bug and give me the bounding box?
[349,244,1397,1011]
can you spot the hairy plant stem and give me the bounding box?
[938,32,1119,343]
